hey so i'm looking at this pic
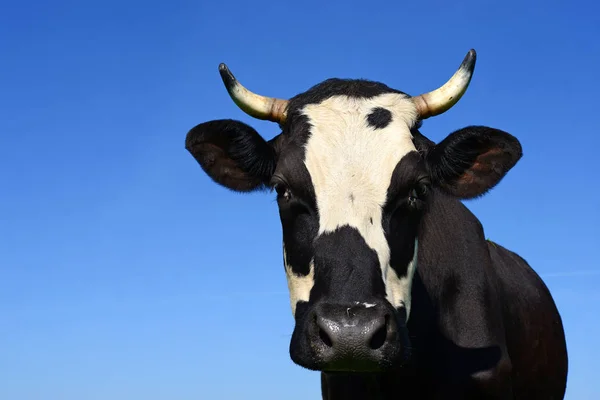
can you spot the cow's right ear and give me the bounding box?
[185,119,280,192]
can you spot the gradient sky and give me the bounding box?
[1,0,599,399]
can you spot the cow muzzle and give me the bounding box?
[290,300,406,372]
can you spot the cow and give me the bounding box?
[184,50,568,399]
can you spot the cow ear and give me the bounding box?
[185,119,280,192]
[426,126,522,199]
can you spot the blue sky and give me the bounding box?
[1,0,598,398]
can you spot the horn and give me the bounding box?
[218,63,289,123]
[412,49,477,119]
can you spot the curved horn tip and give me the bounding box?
[218,63,237,89]
[411,49,479,119]
[461,49,477,71]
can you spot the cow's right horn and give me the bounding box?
[218,63,289,123]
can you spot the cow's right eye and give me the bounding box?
[274,183,292,202]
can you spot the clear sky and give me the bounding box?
[1,0,599,398]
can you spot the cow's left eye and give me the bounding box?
[407,182,428,208]
[407,189,419,206]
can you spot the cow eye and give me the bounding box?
[407,189,419,207]
[274,182,292,202]
[407,181,429,208]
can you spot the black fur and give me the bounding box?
[290,78,405,108]
[383,151,428,281]
[367,107,393,129]
[186,77,568,400]
[277,171,318,277]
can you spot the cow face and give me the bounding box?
[185,51,522,372]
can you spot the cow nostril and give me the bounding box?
[369,315,389,350]
[319,326,333,347]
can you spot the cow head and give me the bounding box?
[185,50,522,372]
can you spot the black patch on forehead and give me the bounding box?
[367,107,392,130]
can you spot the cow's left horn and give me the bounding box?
[218,63,289,123]
[412,49,477,119]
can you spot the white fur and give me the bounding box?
[283,246,315,316]
[299,93,419,316]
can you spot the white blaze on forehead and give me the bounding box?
[302,93,419,314]
[283,247,315,316]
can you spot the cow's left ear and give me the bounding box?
[425,126,522,199]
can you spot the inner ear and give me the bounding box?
[427,126,523,199]
[455,146,508,190]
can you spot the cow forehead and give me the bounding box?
[301,92,418,233]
